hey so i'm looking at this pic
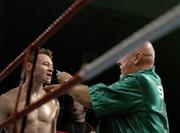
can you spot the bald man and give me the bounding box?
[57,41,169,133]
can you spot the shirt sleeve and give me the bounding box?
[88,75,143,117]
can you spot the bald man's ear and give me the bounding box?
[134,53,143,65]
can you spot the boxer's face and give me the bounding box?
[33,54,54,84]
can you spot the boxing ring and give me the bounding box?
[1,0,180,132]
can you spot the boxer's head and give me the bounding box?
[26,48,54,84]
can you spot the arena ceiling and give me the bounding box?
[1,0,180,67]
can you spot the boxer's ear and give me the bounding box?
[25,62,33,71]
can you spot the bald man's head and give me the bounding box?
[117,41,155,75]
[130,41,155,68]
[138,41,155,59]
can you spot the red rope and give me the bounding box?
[0,0,90,82]
[0,0,90,130]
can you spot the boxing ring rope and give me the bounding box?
[0,0,90,82]
[1,1,180,130]
[19,48,40,133]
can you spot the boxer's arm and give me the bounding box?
[52,99,60,133]
[0,95,9,132]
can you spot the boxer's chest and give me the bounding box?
[10,96,58,123]
[27,99,58,123]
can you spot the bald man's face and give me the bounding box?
[116,53,137,75]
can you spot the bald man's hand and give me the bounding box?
[56,71,73,84]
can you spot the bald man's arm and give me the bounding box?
[68,84,92,108]
[56,71,92,108]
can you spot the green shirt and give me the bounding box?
[89,67,169,133]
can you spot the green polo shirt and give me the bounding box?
[89,67,169,133]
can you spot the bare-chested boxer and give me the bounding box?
[0,48,60,133]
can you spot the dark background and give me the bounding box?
[0,0,180,132]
